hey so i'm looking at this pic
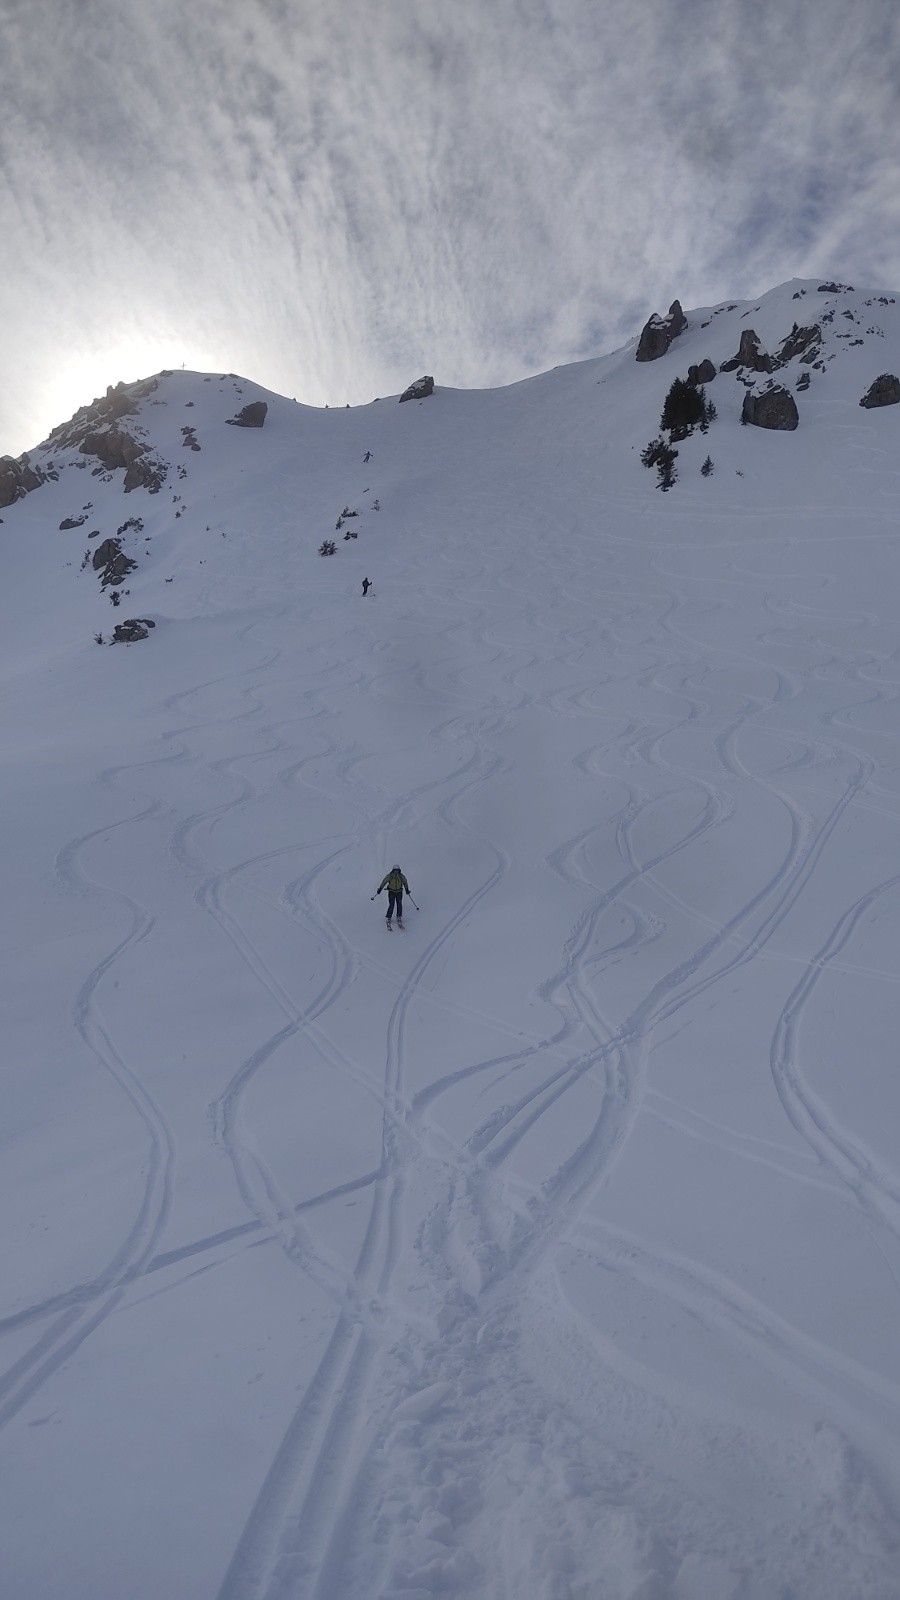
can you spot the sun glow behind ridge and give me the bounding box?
[25,337,223,455]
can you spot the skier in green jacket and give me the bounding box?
[373,865,410,927]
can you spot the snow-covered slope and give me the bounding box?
[3,279,900,1599]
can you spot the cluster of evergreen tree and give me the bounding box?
[659,377,716,440]
[640,436,679,492]
[641,376,717,491]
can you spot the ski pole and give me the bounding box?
[409,897,420,911]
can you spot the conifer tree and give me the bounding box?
[660,378,704,440]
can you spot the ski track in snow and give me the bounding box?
[0,771,178,1429]
[202,519,900,1596]
[7,339,900,1597]
[10,554,900,1597]
[104,577,900,1594]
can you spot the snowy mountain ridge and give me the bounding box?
[3,278,900,1599]
[2,275,899,662]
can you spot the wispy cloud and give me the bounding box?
[2,0,899,453]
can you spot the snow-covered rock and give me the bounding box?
[226,399,268,427]
[399,373,435,401]
[720,327,773,373]
[741,382,800,429]
[634,297,687,361]
[859,372,900,408]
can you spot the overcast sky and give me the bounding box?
[2,0,899,455]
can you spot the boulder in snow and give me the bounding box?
[859,374,900,409]
[112,617,156,644]
[226,401,268,428]
[741,386,799,431]
[687,359,717,386]
[399,376,435,402]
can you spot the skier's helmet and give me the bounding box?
[392,864,401,872]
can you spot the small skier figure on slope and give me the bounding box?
[361,577,372,595]
[373,865,410,927]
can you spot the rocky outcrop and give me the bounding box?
[80,427,146,471]
[92,538,119,570]
[721,330,773,374]
[687,359,716,386]
[775,324,821,365]
[0,453,45,508]
[123,455,167,493]
[112,618,156,644]
[635,301,687,362]
[0,460,22,509]
[92,537,137,587]
[2,376,167,514]
[226,400,268,427]
[859,374,900,409]
[77,424,167,493]
[33,376,164,491]
[48,378,158,451]
[399,376,435,402]
[741,386,799,430]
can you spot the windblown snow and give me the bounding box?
[3,280,900,1599]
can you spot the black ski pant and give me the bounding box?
[386,890,403,921]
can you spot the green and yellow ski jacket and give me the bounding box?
[377,869,410,895]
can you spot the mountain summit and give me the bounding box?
[4,280,900,1599]
[2,277,898,663]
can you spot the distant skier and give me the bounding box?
[363,451,371,463]
[373,865,410,927]
[361,577,372,596]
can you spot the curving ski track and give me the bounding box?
[6,424,900,1599]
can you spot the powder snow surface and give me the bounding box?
[3,280,900,1598]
